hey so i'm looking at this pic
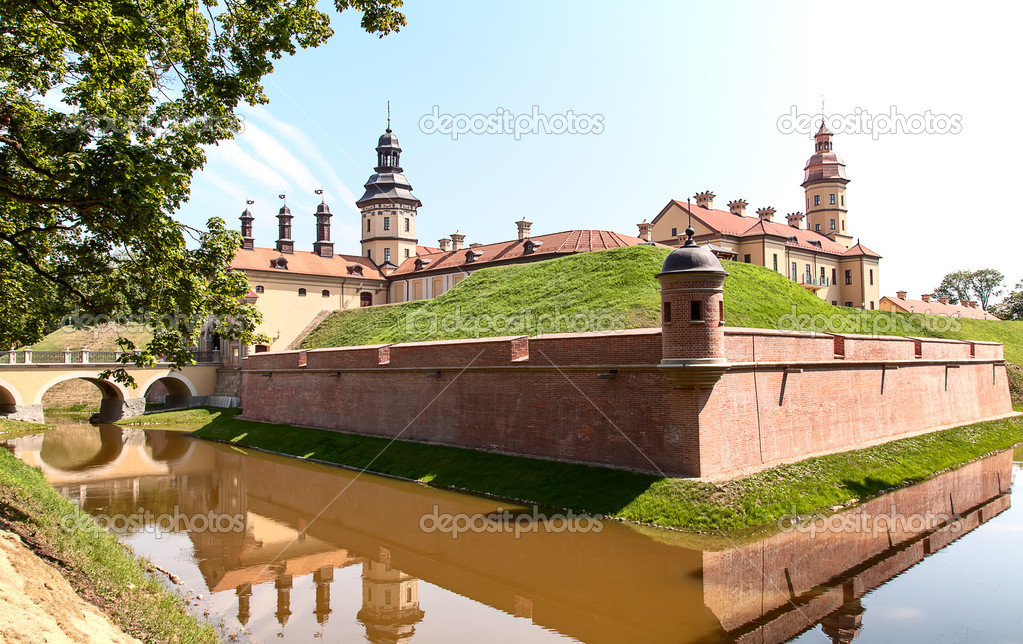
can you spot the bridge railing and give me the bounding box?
[2,349,222,366]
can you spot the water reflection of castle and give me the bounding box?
[4,426,1015,643]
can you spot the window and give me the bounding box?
[671,227,677,236]
[844,301,854,307]
[366,249,372,259]
[404,248,410,258]
[806,198,810,210]
[743,254,751,264]
[815,223,821,231]
[869,269,874,285]
[842,221,846,231]
[366,219,371,232]
[383,217,390,230]
[360,292,372,307]
[870,301,875,310]
[829,193,836,205]
[298,288,307,296]
[845,269,852,285]
[404,218,410,232]
[255,285,264,293]
[820,267,826,283]
[832,301,837,305]
[690,300,702,321]
[814,195,821,206]
[385,590,392,606]
[841,195,845,206]
[805,264,812,282]
[772,254,778,271]
[719,300,723,322]
[830,219,836,230]
[791,262,797,281]
[384,248,391,263]
[663,301,671,323]
[407,587,412,602]
[321,289,330,297]
[832,268,837,284]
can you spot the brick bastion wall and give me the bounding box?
[237,327,1012,479]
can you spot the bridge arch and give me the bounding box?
[33,372,132,406]
[138,371,198,399]
[0,377,25,413]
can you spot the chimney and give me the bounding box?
[938,297,949,305]
[637,220,652,242]
[449,231,465,251]
[728,199,748,217]
[921,294,931,303]
[240,206,255,250]
[313,201,334,258]
[438,238,451,252]
[970,301,979,308]
[786,212,804,229]
[516,218,532,240]
[896,290,907,300]
[756,206,776,222]
[276,204,294,254]
[693,191,715,210]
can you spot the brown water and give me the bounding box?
[4,421,1022,643]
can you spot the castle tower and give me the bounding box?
[802,120,852,247]
[313,201,334,258]
[276,204,294,254]
[240,205,254,250]
[657,226,729,388]
[356,559,425,643]
[357,119,422,268]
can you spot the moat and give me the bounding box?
[4,419,1022,643]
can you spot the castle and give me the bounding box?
[226,118,882,354]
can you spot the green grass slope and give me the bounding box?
[300,245,1023,366]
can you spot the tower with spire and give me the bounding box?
[358,104,422,270]
[802,119,853,248]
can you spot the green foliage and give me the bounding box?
[0,0,406,382]
[179,407,1023,532]
[991,279,1023,321]
[934,268,1004,308]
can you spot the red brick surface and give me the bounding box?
[240,326,1012,478]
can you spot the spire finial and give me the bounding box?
[278,192,286,204]
[314,188,324,203]
[386,100,391,133]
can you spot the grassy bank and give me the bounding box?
[298,245,1023,367]
[180,408,1023,532]
[0,420,219,643]
[0,418,53,440]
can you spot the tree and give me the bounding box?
[970,268,1004,309]
[932,270,973,305]
[989,281,1023,320]
[932,268,1004,309]
[0,0,406,383]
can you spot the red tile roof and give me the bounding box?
[230,247,387,280]
[842,242,882,258]
[390,229,657,277]
[881,296,996,320]
[656,200,872,257]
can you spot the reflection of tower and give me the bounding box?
[356,556,425,643]
[820,593,865,644]
[236,584,252,626]
[314,566,333,625]
[275,572,293,627]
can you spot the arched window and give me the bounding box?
[322,289,330,297]
[255,285,264,293]
[298,288,307,296]
[360,292,372,307]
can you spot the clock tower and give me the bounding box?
[358,120,422,270]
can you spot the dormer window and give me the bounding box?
[523,239,544,253]
[298,288,307,296]
[346,264,364,276]
[465,249,484,263]
[255,285,264,293]
[414,258,432,270]
[270,257,288,270]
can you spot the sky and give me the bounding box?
[177,0,1023,300]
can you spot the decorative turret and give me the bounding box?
[757,206,776,222]
[276,203,294,254]
[313,200,334,258]
[786,211,804,229]
[657,227,729,388]
[358,111,422,265]
[802,119,852,246]
[240,203,254,250]
[728,199,748,217]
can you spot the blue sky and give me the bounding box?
[178,0,1023,299]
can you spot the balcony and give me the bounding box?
[798,275,830,291]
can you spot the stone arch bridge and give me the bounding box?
[0,349,226,423]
